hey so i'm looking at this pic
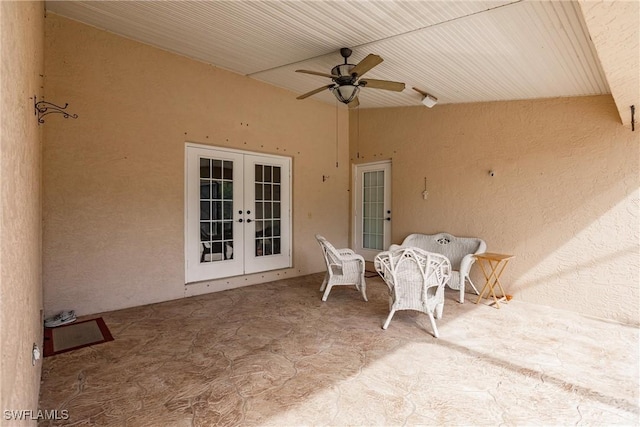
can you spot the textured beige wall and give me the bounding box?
[1,0,44,418]
[43,15,349,316]
[350,96,639,325]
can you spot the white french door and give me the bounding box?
[185,144,291,283]
[353,161,392,262]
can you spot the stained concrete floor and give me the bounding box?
[39,273,639,426]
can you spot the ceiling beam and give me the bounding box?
[578,0,639,130]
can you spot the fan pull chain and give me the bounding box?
[336,100,339,168]
[356,107,360,159]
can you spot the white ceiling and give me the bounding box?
[46,0,611,109]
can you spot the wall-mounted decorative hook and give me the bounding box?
[33,95,78,124]
[322,175,330,182]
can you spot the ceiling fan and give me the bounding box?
[295,48,406,108]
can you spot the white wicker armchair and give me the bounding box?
[315,235,367,302]
[389,232,486,303]
[374,247,451,338]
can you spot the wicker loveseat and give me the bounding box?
[389,232,486,303]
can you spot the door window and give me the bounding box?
[199,158,234,263]
[354,161,391,262]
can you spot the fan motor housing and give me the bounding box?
[331,64,357,85]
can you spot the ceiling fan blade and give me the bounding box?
[296,69,338,79]
[351,53,384,77]
[349,54,383,78]
[360,79,405,92]
[296,85,333,100]
[348,97,360,109]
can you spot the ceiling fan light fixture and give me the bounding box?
[413,87,438,108]
[421,93,438,108]
[332,84,360,104]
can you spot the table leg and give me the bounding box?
[486,260,502,308]
[475,260,492,304]
[476,259,511,309]
[493,260,510,298]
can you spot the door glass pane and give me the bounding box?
[362,170,384,250]
[200,158,210,178]
[212,160,222,179]
[200,201,210,220]
[223,201,233,219]
[222,181,233,198]
[223,161,233,180]
[255,164,282,256]
[200,180,210,199]
[212,200,222,220]
[200,157,234,263]
[223,222,233,240]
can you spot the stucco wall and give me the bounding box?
[43,15,349,316]
[1,0,44,419]
[351,96,639,325]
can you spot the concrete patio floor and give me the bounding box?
[39,273,639,426]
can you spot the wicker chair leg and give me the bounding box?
[435,303,444,319]
[466,275,480,295]
[320,273,328,291]
[321,284,333,301]
[382,309,396,330]
[360,275,368,302]
[427,312,439,338]
[459,285,465,304]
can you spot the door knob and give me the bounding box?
[246,219,253,223]
[385,217,391,221]
[238,219,243,223]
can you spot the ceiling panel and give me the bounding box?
[45,0,609,109]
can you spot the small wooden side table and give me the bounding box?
[474,252,515,309]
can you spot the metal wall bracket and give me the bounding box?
[34,95,78,124]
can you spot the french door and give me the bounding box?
[185,144,291,283]
[353,161,391,262]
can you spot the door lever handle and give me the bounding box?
[385,217,391,221]
[246,219,253,223]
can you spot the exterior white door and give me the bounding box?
[242,154,291,274]
[353,161,392,262]
[185,145,291,283]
